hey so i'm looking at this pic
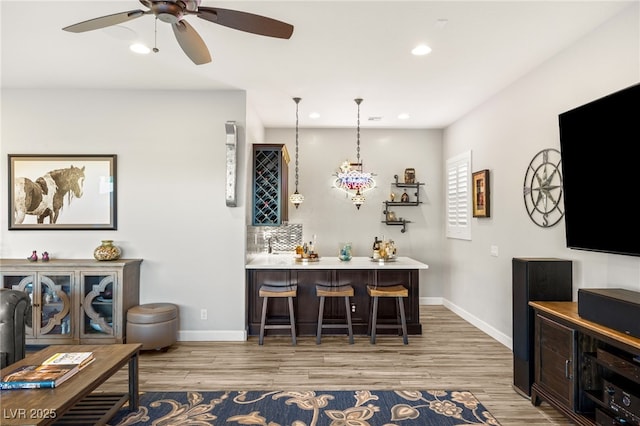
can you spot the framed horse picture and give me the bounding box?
[8,154,117,230]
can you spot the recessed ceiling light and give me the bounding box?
[398,113,410,120]
[435,18,449,29]
[130,43,151,54]
[309,112,320,119]
[412,44,432,56]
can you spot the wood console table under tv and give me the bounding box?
[245,256,429,336]
[529,301,640,426]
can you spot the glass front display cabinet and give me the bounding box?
[0,259,141,345]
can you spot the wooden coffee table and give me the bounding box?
[0,344,140,425]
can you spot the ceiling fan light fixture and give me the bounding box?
[129,43,151,54]
[62,0,294,64]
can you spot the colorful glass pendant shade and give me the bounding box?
[333,98,376,209]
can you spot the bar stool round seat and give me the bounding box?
[258,284,297,345]
[315,284,354,344]
[367,284,409,345]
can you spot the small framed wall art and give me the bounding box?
[472,169,490,218]
[9,154,117,230]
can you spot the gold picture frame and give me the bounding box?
[472,169,490,218]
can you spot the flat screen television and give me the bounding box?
[558,83,640,257]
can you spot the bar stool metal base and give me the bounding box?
[367,284,408,345]
[316,285,354,344]
[259,285,297,345]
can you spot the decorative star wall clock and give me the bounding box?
[523,148,565,227]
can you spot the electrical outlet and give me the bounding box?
[490,245,499,257]
[200,309,207,320]
[351,303,356,313]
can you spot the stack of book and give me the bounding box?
[0,352,94,390]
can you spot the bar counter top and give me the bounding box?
[246,255,429,270]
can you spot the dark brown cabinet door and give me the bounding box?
[535,313,577,409]
[295,270,331,325]
[334,270,371,324]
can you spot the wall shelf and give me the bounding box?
[382,174,424,233]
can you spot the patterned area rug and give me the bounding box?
[108,390,500,425]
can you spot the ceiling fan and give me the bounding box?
[62,0,294,65]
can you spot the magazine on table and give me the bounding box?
[1,352,94,390]
[42,352,94,368]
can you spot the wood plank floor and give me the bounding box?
[98,305,574,425]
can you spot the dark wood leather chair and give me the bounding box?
[0,288,31,368]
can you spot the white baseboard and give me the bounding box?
[177,298,513,349]
[419,296,444,305]
[179,329,246,342]
[440,299,512,350]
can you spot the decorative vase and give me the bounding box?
[93,240,121,261]
[338,242,352,261]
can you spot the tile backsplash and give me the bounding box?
[246,223,303,254]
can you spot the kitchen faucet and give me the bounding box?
[267,236,279,254]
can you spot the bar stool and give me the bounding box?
[315,285,354,344]
[367,284,409,345]
[259,284,297,345]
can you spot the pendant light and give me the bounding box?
[289,97,304,208]
[333,98,376,210]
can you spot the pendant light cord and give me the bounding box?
[293,97,301,191]
[355,98,362,165]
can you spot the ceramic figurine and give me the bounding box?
[390,192,396,202]
[401,191,410,202]
[27,250,38,262]
[42,251,50,262]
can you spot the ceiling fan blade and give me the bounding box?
[197,7,294,39]
[63,10,147,33]
[172,20,212,65]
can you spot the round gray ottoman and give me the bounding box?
[127,303,178,350]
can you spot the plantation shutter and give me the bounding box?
[446,151,471,240]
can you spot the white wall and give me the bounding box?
[1,3,638,346]
[265,127,443,299]
[0,88,250,340]
[442,4,640,348]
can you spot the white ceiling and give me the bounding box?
[1,1,634,129]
